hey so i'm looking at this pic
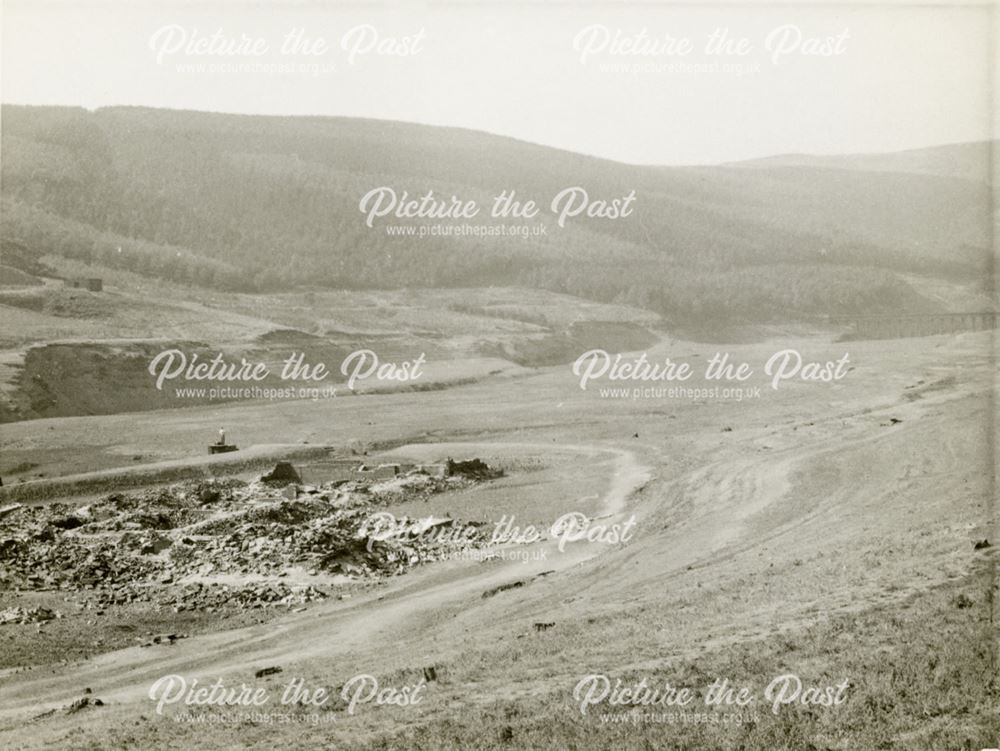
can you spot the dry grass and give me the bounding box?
[33,558,997,750]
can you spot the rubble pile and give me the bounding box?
[92,581,329,611]
[366,472,456,504]
[0,533,159,590]
[0,460,501,617]
[0,605,62,625]
[446,458,504,481]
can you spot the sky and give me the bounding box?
[1,1,995,165]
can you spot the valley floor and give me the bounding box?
[0,331,996,750]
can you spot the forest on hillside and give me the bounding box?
[1,105,990,324]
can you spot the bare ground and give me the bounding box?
[0,331,995,749]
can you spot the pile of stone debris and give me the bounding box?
[93,581,329,612]
[0,605,62,625]
[0,460,499,616]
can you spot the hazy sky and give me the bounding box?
[1,1,994,164]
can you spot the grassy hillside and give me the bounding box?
[0,251,664,423]
[1,105,992,325]
[732,140,997,183]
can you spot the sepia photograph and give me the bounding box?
[0,1,996,749]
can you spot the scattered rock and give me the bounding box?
[51,515,84,530]
[262,462,302,484]
[952,594,974,609]
[197,486,222,505]
[482,580,526,599]
[0,461,496,615]
[446,458,503,481]
[142,633,187,647]
[0,606,58,625]
[65,697,103,714]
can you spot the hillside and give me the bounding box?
[0,250,664,423]
[731,140,997,184]
[1,105,993,324]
